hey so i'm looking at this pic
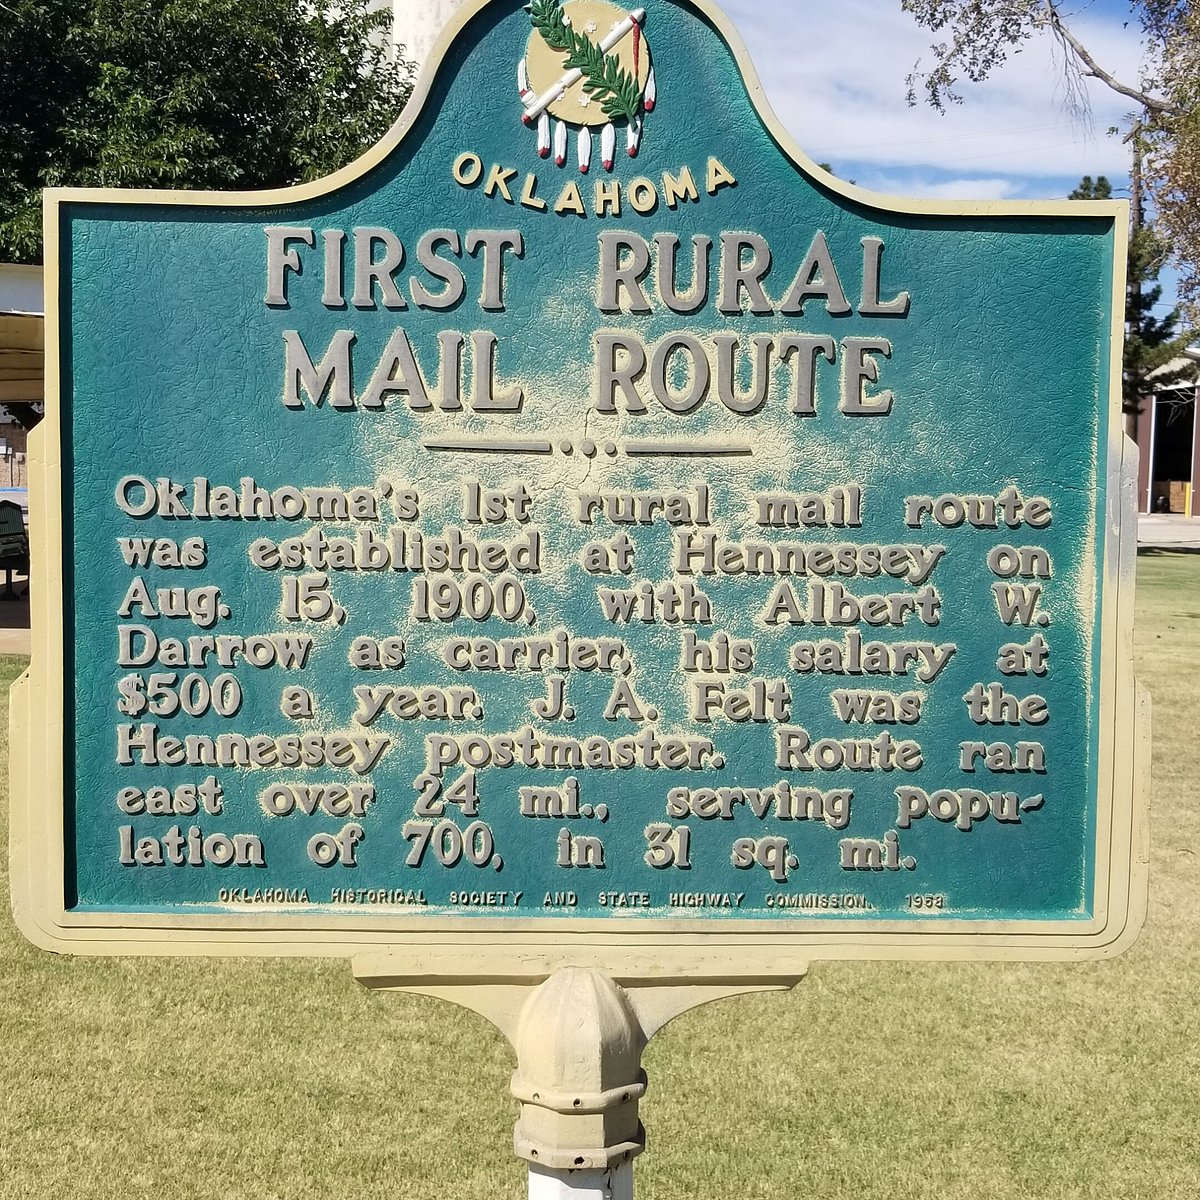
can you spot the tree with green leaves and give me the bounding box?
[0,0,412,264]
[902,0,1200,325]
[1070,174,1195,415]
[1068,175,1113,203]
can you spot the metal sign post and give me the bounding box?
[11,1,1148,1193]
[354,953,807,1198]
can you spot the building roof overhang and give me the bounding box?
[0,265,44,405]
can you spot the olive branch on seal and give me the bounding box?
[526,0,642,122]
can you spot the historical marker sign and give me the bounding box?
[11,0,1147,966]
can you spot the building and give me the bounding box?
[1134,348,1200,515]
[0,263,41,502]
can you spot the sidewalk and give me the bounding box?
[1137,513,1200,551]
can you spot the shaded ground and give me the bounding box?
[0,574,28,655]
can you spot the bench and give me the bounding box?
[0,500,28,599]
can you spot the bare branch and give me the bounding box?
[1045,5,1176,115]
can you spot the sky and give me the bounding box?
[718,0,1146,203]
[714,0,1185,313]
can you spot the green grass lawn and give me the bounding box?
[0,556,1197,1199]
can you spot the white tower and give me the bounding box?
[380,0,468,70]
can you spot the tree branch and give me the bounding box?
[1045,3,1176,115]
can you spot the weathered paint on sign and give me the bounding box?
[11,0,1147,964]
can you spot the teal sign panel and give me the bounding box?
[24,0,1145,955]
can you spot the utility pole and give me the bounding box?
[1126,117,1151,439]
[1129,121,1144,427]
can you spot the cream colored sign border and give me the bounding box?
[9,0,1148,968]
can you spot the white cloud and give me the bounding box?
[859,174,1026,201]
[718,0,1146,197]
